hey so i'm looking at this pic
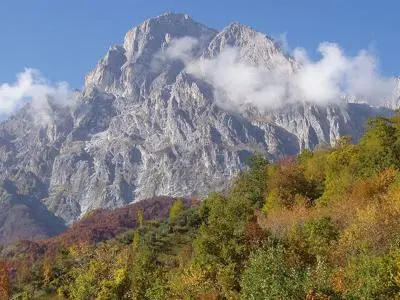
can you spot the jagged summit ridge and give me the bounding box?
[85,13,217,96]
[205,21,298,76]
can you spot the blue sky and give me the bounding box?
[1,0,398,88]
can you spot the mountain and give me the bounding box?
[0,13,395,244]
[0,196,193,259]
[6,115,400,299]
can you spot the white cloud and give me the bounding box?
[151,36,199,72]
[291,43,395,106]
[163,37,396,112]
[163,36,199,64]
[0,69,77,121]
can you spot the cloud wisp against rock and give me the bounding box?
[0,68,77,123]
[160,37,396,112]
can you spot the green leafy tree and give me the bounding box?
[192,192,254,296]
[169,199,185,223]
[302,217,339,257]
[137,208,144,228]
[343,251,400,299]
[129,246,161,299]
[231,155,269,207]
[133,230,141,249]
[359,116,400,175]
[240,245,308,299]
[319,139,360,204]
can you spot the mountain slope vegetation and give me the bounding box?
[4,113,400,299]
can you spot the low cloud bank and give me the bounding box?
[0,68,77,122]
[160,37,396,111]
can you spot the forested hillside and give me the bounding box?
[3,113,400,299]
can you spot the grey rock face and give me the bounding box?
[385,78,400,109]
[206,22,297,72]
[0,179,66,246]
[0,13,395,231]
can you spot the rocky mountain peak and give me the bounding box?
[206,21,296,72]
[122,12,213,58]
[85,12,217,96]
[219,21,274,45]
[0,13,396,243]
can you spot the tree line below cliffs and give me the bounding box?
[3,113,400,299]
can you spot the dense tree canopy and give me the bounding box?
[5,113,400,299]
